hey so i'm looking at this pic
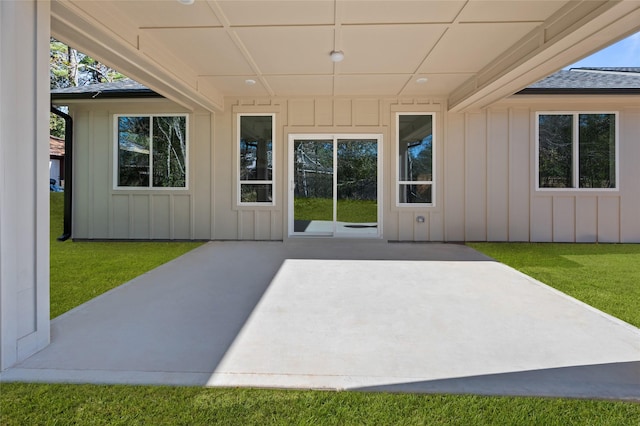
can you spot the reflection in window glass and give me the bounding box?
[240,116,273,181]
[398,115,432,182]
[118,116,150,187]
[239,115,274,204]
[537,113,616,190]
[241,184,273,203]
[399,184,431,204]
[117,115,187,188]
[153,116,187,188]
[579,114,615,188]
[538,114,573,188]
[397,114,434,204]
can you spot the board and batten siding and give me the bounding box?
[220,97,445,241]
[69,95,639,242]
[70,101,213,240]
[446,96,640,243]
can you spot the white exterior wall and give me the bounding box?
[0,0,50,370]
[68,101,213,240]
[70,95,640,243]
[446,96,640,243]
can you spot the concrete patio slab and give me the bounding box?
[2,241,639,400]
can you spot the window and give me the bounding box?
[115,115,187,188]
[537,112,617,190]
[238,114,275,204]
[397,113,434,205]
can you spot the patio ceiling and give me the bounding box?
[51,0,640,112]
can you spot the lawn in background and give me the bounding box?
[294,197,377,223]
[2,383,639,426]
[467,243,640,328]
[49,193,203,318]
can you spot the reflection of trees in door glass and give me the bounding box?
[337,140,377,201]
[293,141,333,199]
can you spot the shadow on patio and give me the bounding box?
[2,241,639,401]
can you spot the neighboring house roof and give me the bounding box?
[517,67,640,95]
[51,79,160,100]
[50,136,65,157]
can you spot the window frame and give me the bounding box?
[535,111,619,192]
[395,112,436,207]
[113,113,189,191]
[237,113,276,206]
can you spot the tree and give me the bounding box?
[50,38,126,89]
[50,38,127,137]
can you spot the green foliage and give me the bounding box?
[2,383,639,425]
[467,243,640,327]
[50,37,126,89]
[49,193,202,318]
[49,113,66,138]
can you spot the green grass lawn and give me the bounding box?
[467,243,640,328]
[2,195,639,424]
[49,193,203,318]
[294,197,377,223]
[2,383,639,426]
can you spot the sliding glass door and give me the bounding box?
[289,134,381,238]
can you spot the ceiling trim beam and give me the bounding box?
[51,0,224,112]
[448,0,640,112]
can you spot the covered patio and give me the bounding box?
[2,0,640,378]
[3,241,639,400]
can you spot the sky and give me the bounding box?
[566,31,640,68]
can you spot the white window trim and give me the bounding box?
[237,113,276,206]
[113,113,189,191]
[535,111,619,192]
[396,112,436,207]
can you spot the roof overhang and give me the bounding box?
[448,1,640,111]
[51,0,640,113]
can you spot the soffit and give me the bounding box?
[51,0,640,112]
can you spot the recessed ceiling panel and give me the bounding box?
[457,0,568,22]
[141,28,254,76]
[419,22,540,74]
[199,76,270,97]
[340,1,465,24]
[334,74,409,96]
[110,0,221,28]
[218,0,334,26]
[400,74,475,96]
[266,75,334,96]
[235,27,335,75]
[340,25,447,74]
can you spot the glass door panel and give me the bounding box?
[336,139,378,236]
[292,140,334,234]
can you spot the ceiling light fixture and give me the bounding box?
[330,50,345,62]
[245,79,256,86]
[177,0,195,5]
[416,77,428,84]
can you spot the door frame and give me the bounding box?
[287,133,383,238]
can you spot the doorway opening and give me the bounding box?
[288,134,382,238]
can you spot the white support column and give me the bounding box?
[0,0,51,370]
